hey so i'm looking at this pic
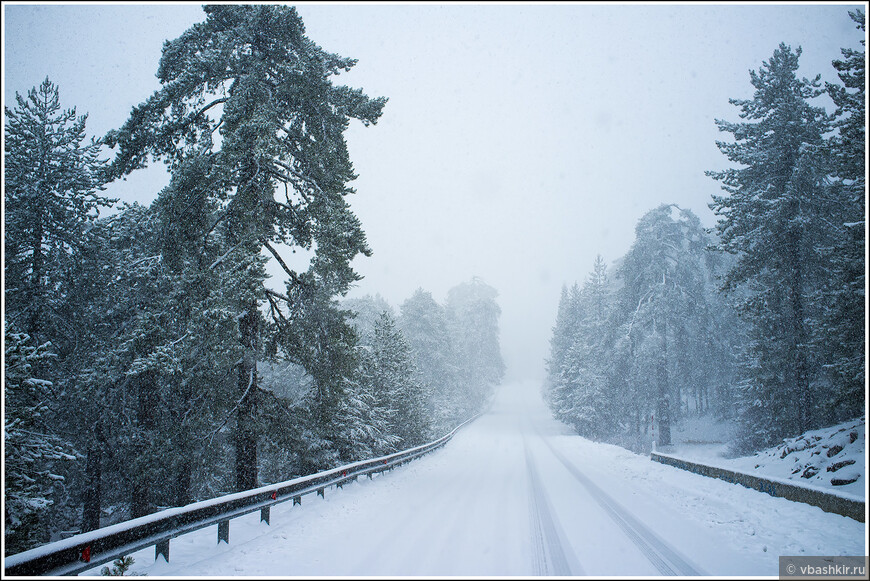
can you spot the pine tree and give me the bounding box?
[103,5,386,491]
[398,289,460,435]
[149,158,247,506]
[564,255,614,439]
[344,294,396,343]
[339,295,405,456]
[55,204,174,531]
[4,78,112,540]
[611,206,714,447]
[345,350,402,458]
[276,282,363,472]
[548,208,736,452]
[4,78,112,345]
[586,255,609,327]
[446,278,506,415]
[707,43,832,451]
[545,283,582,424]
[366,312,429,448]
[546,284,579,399]
[817,10,866,420]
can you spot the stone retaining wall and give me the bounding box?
[650,452,865,523]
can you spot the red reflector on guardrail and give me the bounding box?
[271,491,277,500]
[80,546,91,563]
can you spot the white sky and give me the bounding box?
[3,2,865,383]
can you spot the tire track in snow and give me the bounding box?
[408,454,499,574]
[523,435,582,576]
[351,455,480,574]
[537,433,704,577]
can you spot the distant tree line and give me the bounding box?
[545,207,743,452]
[3,6,504,555]
[545,10,865,455]
[345,279,506,439]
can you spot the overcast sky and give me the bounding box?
[3,2,864,383]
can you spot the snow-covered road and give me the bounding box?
[112,381,864,577]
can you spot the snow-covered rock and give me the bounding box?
[670,416,865,500]
[727,417,865,500]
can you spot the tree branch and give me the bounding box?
[262,241,302,285]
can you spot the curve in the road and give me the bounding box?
[537,432,705,577]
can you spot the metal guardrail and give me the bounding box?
[650,452,865,523]
[4,414,481,577]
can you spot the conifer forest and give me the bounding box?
[3,4,865,559]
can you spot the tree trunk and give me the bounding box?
[656,333,672,447]
[171,370,193,507]
[787,225,812,435]
[131,370,158,518]
[81,434,102,532]
[175,453,192,508]
[235,302,259,492]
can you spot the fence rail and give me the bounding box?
[650,452,865,523]
[4,414,481,577]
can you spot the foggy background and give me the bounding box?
[3,2,862,383]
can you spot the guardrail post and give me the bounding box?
[155,539,170,563]
[217,520,229,544]
[316,487,325,498]
[260,506,270,525]
[293,495,301,506]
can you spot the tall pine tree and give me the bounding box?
[816,10,866,420]
[4,79,113,537]
[4,78,112,345]
[446,278,506,416]
[707,43,831,451]
[103,5,386,492]
[398,289,461,434]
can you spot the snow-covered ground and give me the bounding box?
[669,416,866,501]
[668,413,737,462]
[87,381,865,577]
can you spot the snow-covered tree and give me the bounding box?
[707,43,833,451]
[4,79,114,538]
[545,283,581,423]
[103,5,386,491]
[48,204,176,530]
[547,209,739,452]
[617,206,716,445]
[344,294,395,344]
[275,282,362,473]
[4,323,76,554]
[557,256,615,438]
[398,289,461,435]
[446,278,506,416]
[4,78,112,346]
[361,312,429,449]
[815,10,865,420]
[545,284,581,402]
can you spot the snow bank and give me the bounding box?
[670,416,865,500]
[728,417,866,500]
